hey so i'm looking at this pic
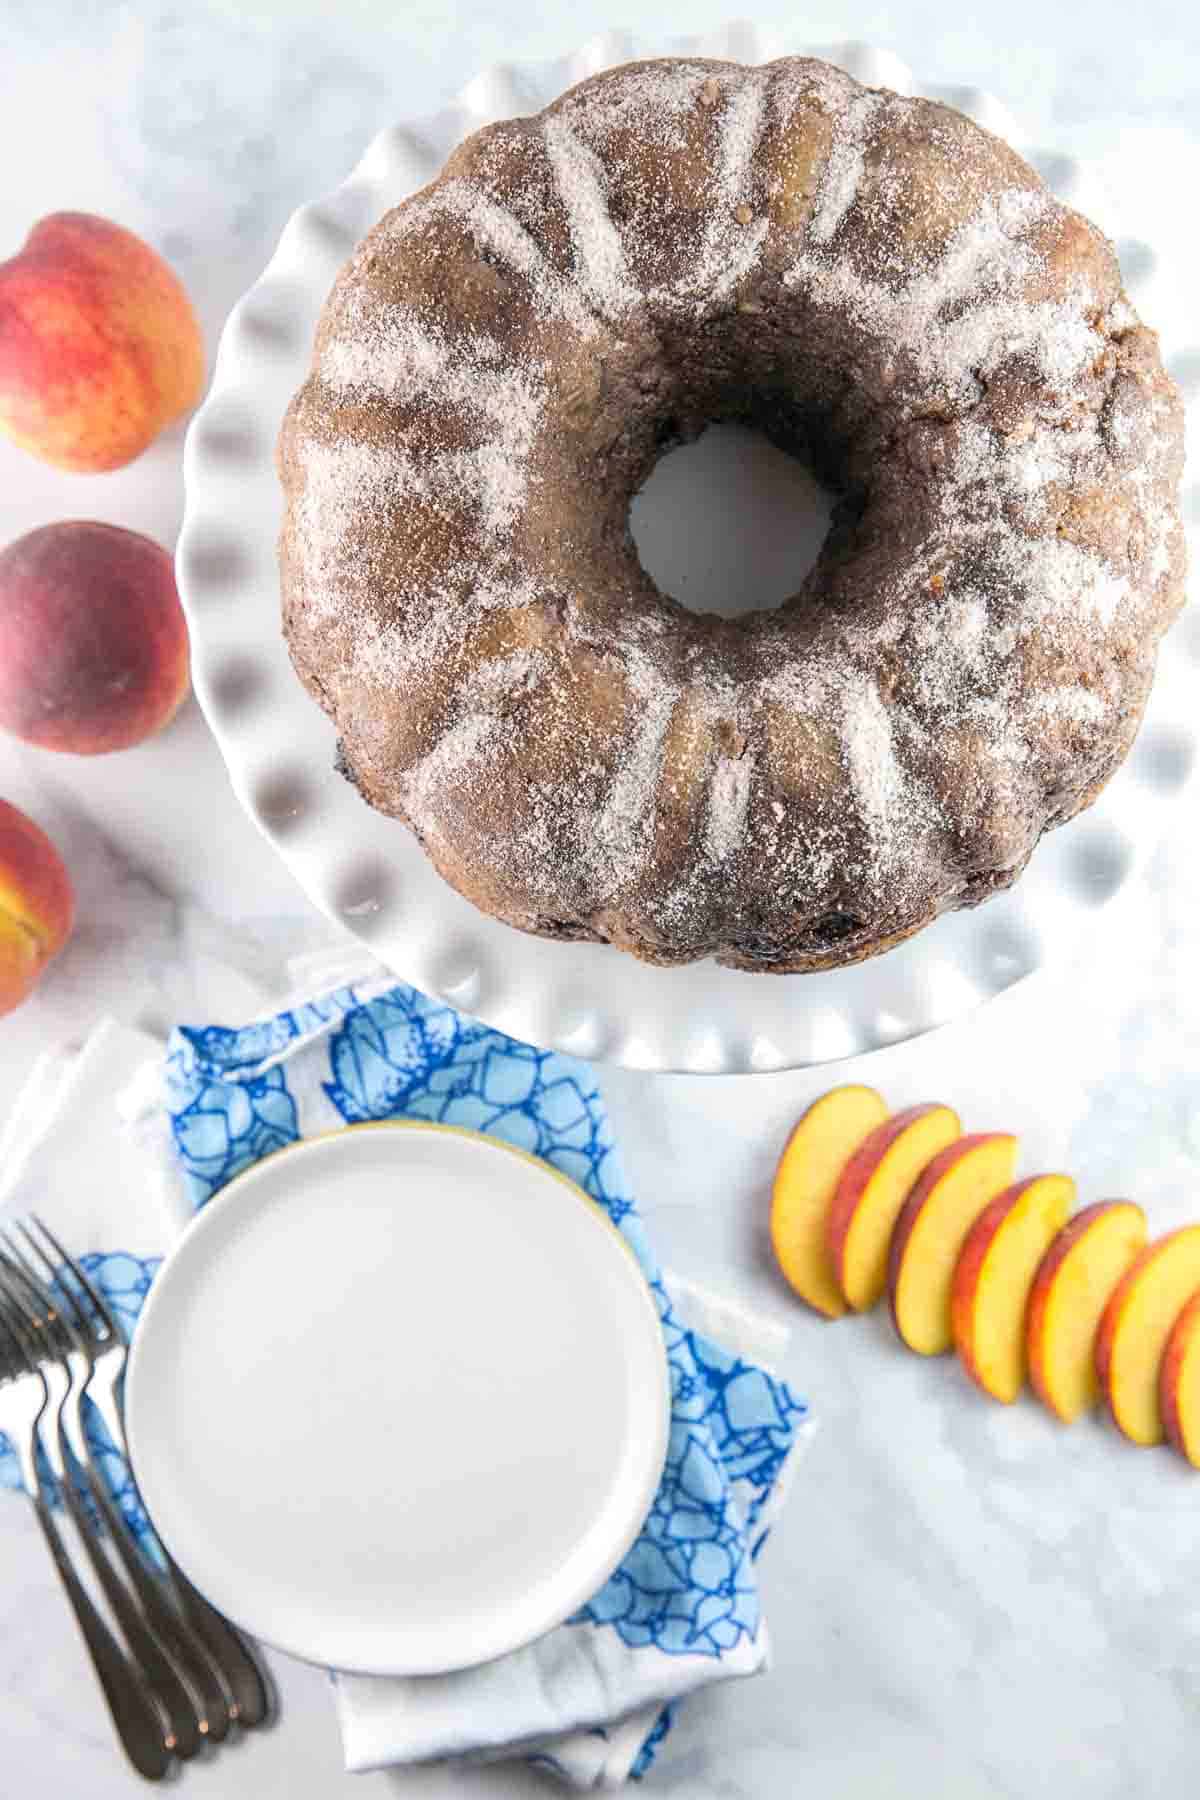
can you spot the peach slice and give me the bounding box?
[1161,1291,1200,1467]
[1026,1201,1148,1422]
[826,1103,961,1312]
[950,1174,1074,1402]
[1095,1225,1200,1445]
[888,1133,1019,1355]
[770,1085,890,1317]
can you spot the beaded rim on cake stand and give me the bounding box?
[178,24,1198,1075]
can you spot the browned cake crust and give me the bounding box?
[278,56,1186,972]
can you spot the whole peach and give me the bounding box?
[0,522,190,753]
[0,212,204,472]
[0,799,74,1016]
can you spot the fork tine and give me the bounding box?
[0,1234,65,1341]
[4,1230,94,1366]
[12,1220,68,1305]
[0,1323,22,1381]
[0,1300,30,1377]
[0,1265,46,1365]
[0,1245,74,1361]
[26,1214,121,1342]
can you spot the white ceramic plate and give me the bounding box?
[178,24,1198,1074]
[125,1123,670,1676]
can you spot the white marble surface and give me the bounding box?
[1,4,1199,1796]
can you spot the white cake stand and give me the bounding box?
[177,23,1198,1074]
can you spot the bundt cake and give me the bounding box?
[278,55,1185,973]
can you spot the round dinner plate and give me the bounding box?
[125,1124,670,1676]
[178,23,1199,1074]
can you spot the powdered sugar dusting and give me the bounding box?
[1029,685,1105,725]
[280,54,1184,964]
[842,672,935,856]
[810,88,880,244]
[785,189,1102,403]
[291,438,394,600]
[410,180,597,336]
[557,59,727,150]
[583,646,678,898]
[936,187,1050,304]
[542,117,639,317]
[295,303,548,636]
[706,752,755,862]
[319,307,546,545]
[1006,533,1132,631]
[295,421,532,565]
[681,70,770,303]
[402,711,505,825]
[321,304,536,405]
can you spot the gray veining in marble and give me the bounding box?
[0,4,1198,1797]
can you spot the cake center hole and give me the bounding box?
[630,423,835,620]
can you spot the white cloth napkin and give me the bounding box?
[0,953,813,1788]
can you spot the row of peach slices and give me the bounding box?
[769,1086,1200,1467]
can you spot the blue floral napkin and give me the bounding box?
[168,974,811,1784]
[2,975,811,1787]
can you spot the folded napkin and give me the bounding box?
[0,960,811,1787]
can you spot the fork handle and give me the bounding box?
[33,1494,172,1781]
[84,1471,233,1743]
[58,1475,204,1760]
[98,1366,271,1728]
[164,1552,273,1729]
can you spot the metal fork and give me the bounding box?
[0,1256,206,1758]
[1,1230,236,1742]
[14,1216,272,1732]
[0,1304,173,1779]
